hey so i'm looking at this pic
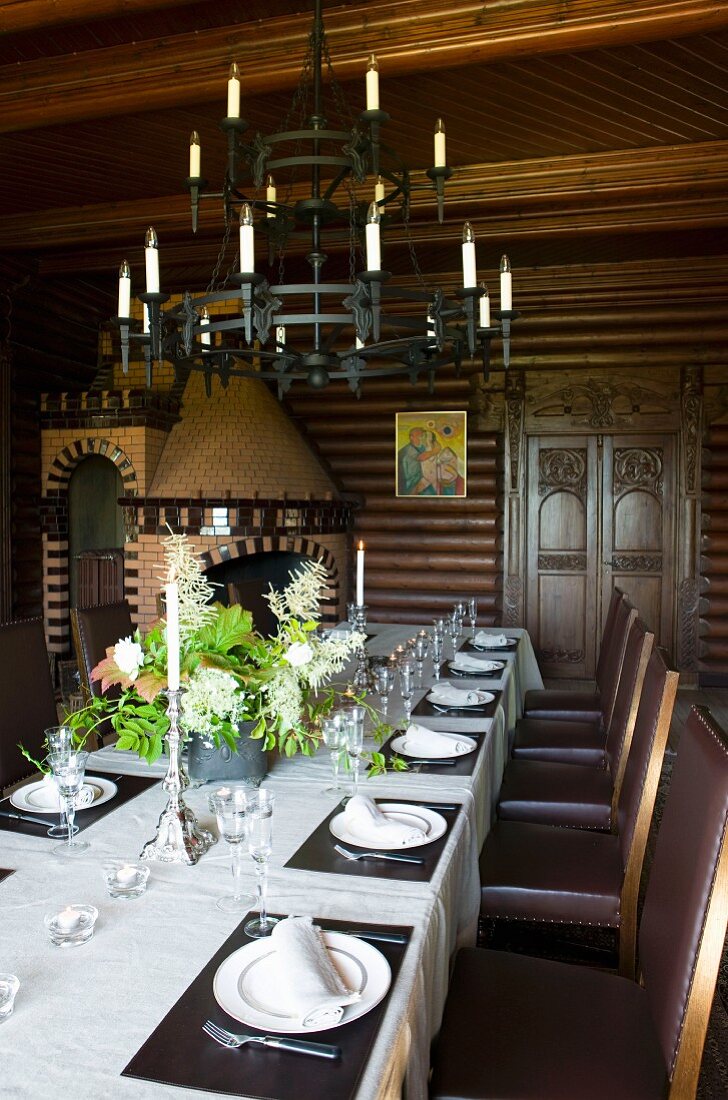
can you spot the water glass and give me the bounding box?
[468,596,478,638]
[208,786,255,913]
[344,706,366,799]
[321,715,345,794]
[47,751,90,856]
[373,664,394,714]
[431,632,444,679]
[44,726,78,840]
[244,790,278,938]
[414,631,429,686]
[0,975,19,1021]
[399,661,416,727]
[447,615,461,661]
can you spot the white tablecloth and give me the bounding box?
[0,625,542,1100]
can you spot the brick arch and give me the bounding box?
[45,437,138,496]
[199,536,341,622]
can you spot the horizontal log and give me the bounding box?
[359,495,500,514]
[699,640,728,661]
[698,596,728,618]
[702,494,728,515]
[698,619,728,639]
[364,589,500,609]
[355,533,500,552]
[701,532,728,553]
[700,553,728,574]
[327,456,497,476]
[700,576,728,597]
[707,426,728,446]
[365,551,500,571]
[702,471,728,491]
[701,513,728,534]
[355,513,500,533]
[364,570,500,592]
[0,0,205,34]
[344,474,498,494]
[368,608,500,626]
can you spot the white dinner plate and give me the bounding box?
[449,658,504,675]
[426,689,495,709]
[472,637,517,650]
[213,931,392,1034]
[10,776,118,815]
[390,733,476,759]
[330,802,447,850]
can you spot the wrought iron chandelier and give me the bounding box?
[115,0,518,396]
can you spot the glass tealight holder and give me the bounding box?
[0,974,19,1022]
[102,861,150,900]
[44,904,98,947]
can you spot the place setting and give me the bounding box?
[122,910,412,1100]
[411,681,500,723]
[379,721,482,777]
[441,652,506,680]
[463,630,519,653]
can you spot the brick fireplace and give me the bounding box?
[40,370,353,652]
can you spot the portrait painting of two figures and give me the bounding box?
[395,411,467,497]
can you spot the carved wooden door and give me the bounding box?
[526,433,676,678]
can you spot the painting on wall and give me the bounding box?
[395,411,467,497]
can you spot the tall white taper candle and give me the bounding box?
[356,541,365,605]
[165,578,180,690]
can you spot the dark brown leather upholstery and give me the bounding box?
[0,618,57,790]
[431,704,728,1100]
[523,588,630,727]
[481,650,678,971]
[510,715,605,765]
[72,600,134,700]
[497,619,652,829]
[227,579,278,638]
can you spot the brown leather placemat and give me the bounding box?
[285,798,460,882]
[462,638,518,653]
[0,774,157,838]
[411,690,501,721]
[438,660,503,680]
[379,730,483,777]
[0,868,15,882]
[122,915,412,1100]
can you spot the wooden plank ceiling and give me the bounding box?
[1,0,728,391]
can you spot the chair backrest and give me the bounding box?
[597,597,636,730]
[639,706,728,1099]
[604,616,653,798]
[595,585,625,686]
[614,647,679,977]
[0,618,57,790]
[71,600,134,700]
[227,580,278,638]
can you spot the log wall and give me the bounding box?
[700,420,728,683]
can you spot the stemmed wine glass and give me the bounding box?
[244,790,278,938]
[431,631,444,680]
[447,613,461,662]
[344,706,366,799]
[47,750,90,856]
[414,632,429,686]
[208,786,256,913]
[321,715,345,794]
[373,664,394,714]
[399,660,416,728]
[468,597,478,639]
[44,725,77,839]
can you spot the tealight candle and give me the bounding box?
[57,906,81,932]
[102,861,150,900]
[45,904,98,947]
[0,975,19,1022]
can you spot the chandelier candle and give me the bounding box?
[356,541,365,605]
[144,227,159,293]
[117,260,131,317]
[189,132,201,178]
[227,61,241,118]
[165,575,180,691]
[375,174,385,209]
[200,306,211,347]
[479,283,490,328]
[365,203,381,271]
[366,54,379,110]
[462,223,477,288]
[434,118,447,167]
[500,254,513,311]
[266,174,276,216]
[239,203,255,272]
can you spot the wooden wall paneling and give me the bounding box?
[10,385,42,620]
[700,397,728,682]
[0,317,10,620]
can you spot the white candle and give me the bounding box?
[189,131,201,177]
[143,303,150,334]
[166,578,180,690]
[200,305,211,347]
[239,203,255,273]
[462,222,476,288]
[144,227,159,294]
[117,260,131,318]
[365,202,381,271]
[56,907,81,932]
[227,62,241,118]
[275,324,286,350]
[266,174,276,218]
[356,540,365,605]
[434,118,446,168]
[115,865,140,886]
[479,283,490,328]
[500,254,512,311]
[366,54,379,110]
[355,335,365,350]
[427,312,436,347]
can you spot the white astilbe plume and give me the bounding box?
[160,530,216,640]
[301,631,366,691]
[266,559,329,625]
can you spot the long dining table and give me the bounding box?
[0,624,542,1100]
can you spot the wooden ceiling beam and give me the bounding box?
[0,0,203,35]
[2,0,728,132]
[4,141,728,254]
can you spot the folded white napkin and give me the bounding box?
[35,776,94,810]
[343,794,426,847]
[403,723,469,756]
[428,682,480,706]
[473,631,509,648]
[451,653,502,673]
[270,916,360,1028]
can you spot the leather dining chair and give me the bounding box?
[496,618,653,830]
[522,587,631,728]
[479,647,679,980]
[430,705,728,1100]
[0,618,57,791]
[71,599,134,746]
[227,579,278,638]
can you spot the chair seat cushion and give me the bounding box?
[497,760,613,829]
[479,821,622,925]
[523,688,602,724]
[430,948,667,1100]
[511,717,606,765]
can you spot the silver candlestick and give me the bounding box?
[352,604,371,691]
[140,689,216,865]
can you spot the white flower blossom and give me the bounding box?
[263,666,304,733]
[114,636,144,681]
[179,667,249,739]
[286,641,314,667]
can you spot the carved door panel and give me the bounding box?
[526,436,599,679]
[602,435,675,648]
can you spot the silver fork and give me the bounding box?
[202,1020,341,1060]
[334,843,425,865]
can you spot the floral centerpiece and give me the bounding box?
[65,532,392,771]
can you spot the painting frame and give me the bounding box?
[395,411,468,498]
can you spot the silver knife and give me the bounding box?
[0,808,53,828]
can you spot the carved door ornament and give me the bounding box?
[538,448,587,500]
[613,447,663,496]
